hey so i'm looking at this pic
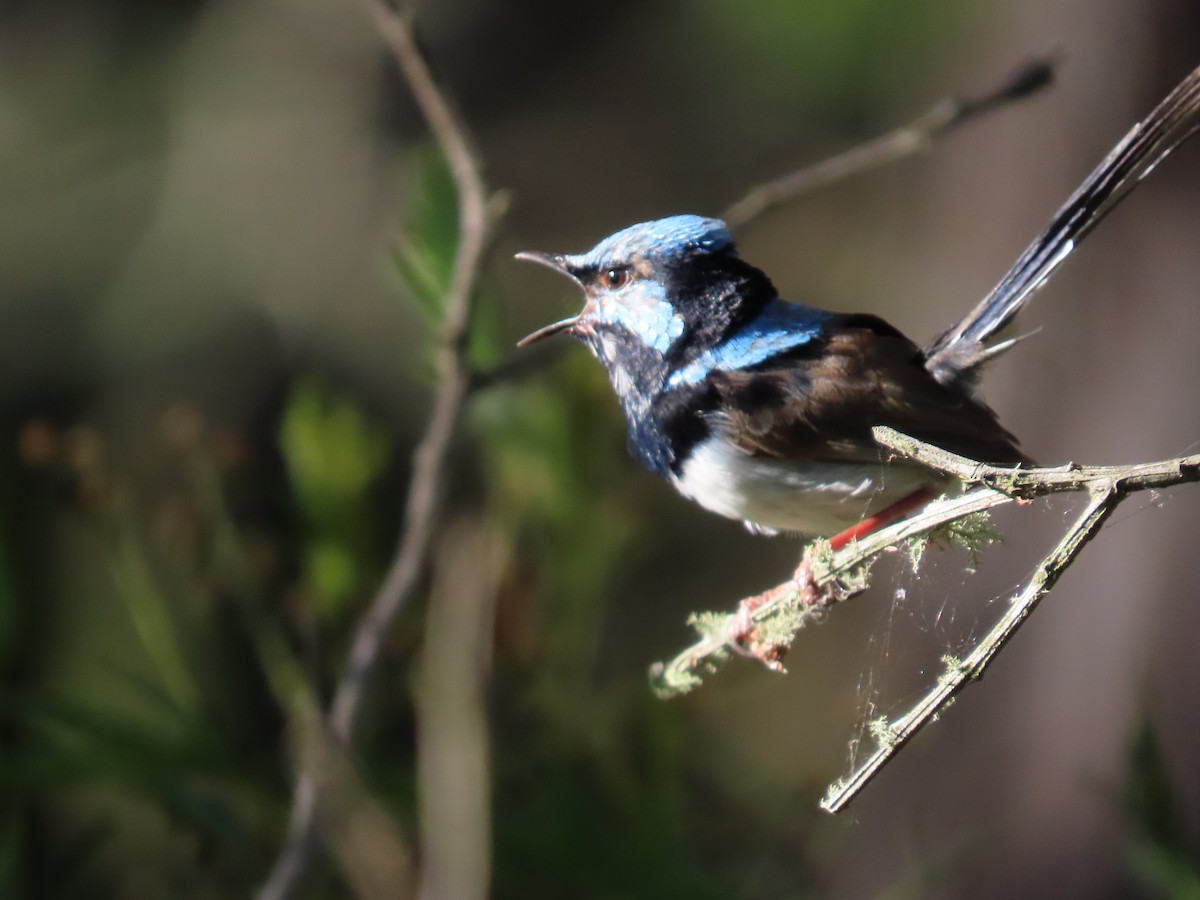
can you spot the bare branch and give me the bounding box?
[258,3,494,898]
[650,430,1200,703]
[822,485,1114,812]
[651,430,1199,807]
[721,57,1055,230]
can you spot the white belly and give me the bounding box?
[669,436,939,536]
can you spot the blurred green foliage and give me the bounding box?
[3,416,299,898]
[391,146,459,334]
[1120,712,1200,899]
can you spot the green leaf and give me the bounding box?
[391,144,459,328]
[1121,710,1200,898]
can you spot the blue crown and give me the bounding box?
[580,215,732,264]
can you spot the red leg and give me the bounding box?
[825,486,937,553]
[787,486,936,596]
[785,486,937,596]
[731,487,938,666]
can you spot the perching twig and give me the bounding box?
[721,57,1055,230]
[649,483,1013,697]
[651,429,1200,808]
[257,3,494,899]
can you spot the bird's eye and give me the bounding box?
[599,267,631,290]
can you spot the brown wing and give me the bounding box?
[708,315,1031,467]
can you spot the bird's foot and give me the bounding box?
[728,583,791,671]
[791,556,824,605]
[727,559,829,672]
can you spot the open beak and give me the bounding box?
[516,314,581,347]
[515,250,585,347]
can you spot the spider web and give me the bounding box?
[836,493,1091,788]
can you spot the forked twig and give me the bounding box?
[330,0,491,749]
[651,429,1200,810]
[257,2,493,898]
[818,430,1200,811]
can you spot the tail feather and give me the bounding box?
[925,63,1200,385]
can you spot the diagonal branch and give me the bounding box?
[721,57,1055,230]
[258,3,494,899]
[821,484,1114,812]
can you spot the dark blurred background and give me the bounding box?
[4,0,1200,897]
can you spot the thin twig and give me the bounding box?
[822,485,1114,812]
[651,429,1200,699]
[721,58,1055,230]
[257,3,493,898]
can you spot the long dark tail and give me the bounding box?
[924,63,1200,385]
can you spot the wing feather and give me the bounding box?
[706,315,1029,466]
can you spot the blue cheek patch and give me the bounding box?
[668,301,829,387]
[593,281,684,354]
[568,215,734,356]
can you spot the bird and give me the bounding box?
[516,66,1200,560]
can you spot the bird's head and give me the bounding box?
[516,216,772,382]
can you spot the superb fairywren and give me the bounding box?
[517,67,1200,547]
